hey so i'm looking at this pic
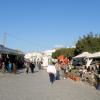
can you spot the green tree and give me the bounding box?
[75,32,100,55]
[52,48,75,59]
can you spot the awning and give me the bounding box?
[0,45,24,55]
[73,52,92,59]
[88,52,100,58]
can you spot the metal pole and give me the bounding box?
[3,32,7,47]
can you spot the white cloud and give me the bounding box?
[54,45,76,49]
[54,44,65,48]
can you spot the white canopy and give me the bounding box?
[89,52,100,58]
[73,52,92,59]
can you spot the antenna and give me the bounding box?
[3,32,7,47]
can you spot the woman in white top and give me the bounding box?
[47,62,56,84]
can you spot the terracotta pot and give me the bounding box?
[73,77,76,81]
[75,77,80,81]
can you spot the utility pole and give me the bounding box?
[3,32,7,47]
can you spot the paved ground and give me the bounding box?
[0,69,100,100]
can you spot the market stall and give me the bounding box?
[0,45,24,71]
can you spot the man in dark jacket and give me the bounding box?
[30,62,35,73]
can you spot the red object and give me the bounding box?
[58,55,69,65]
[58,55,64,61]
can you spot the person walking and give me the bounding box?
[47,62,56,84]
[25,61,30,74]
[60,62,66,79]
[30,62,35,73]
[1,62,6,73]
[13,62,17,74]
[7,61,12,73]
[55,61,61,80]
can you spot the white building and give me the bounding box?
[43,49,56,56]
[42,49,56,68]
[25,49,56,69]
[25,51,42,62]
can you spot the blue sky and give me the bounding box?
[0,0,100,53]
